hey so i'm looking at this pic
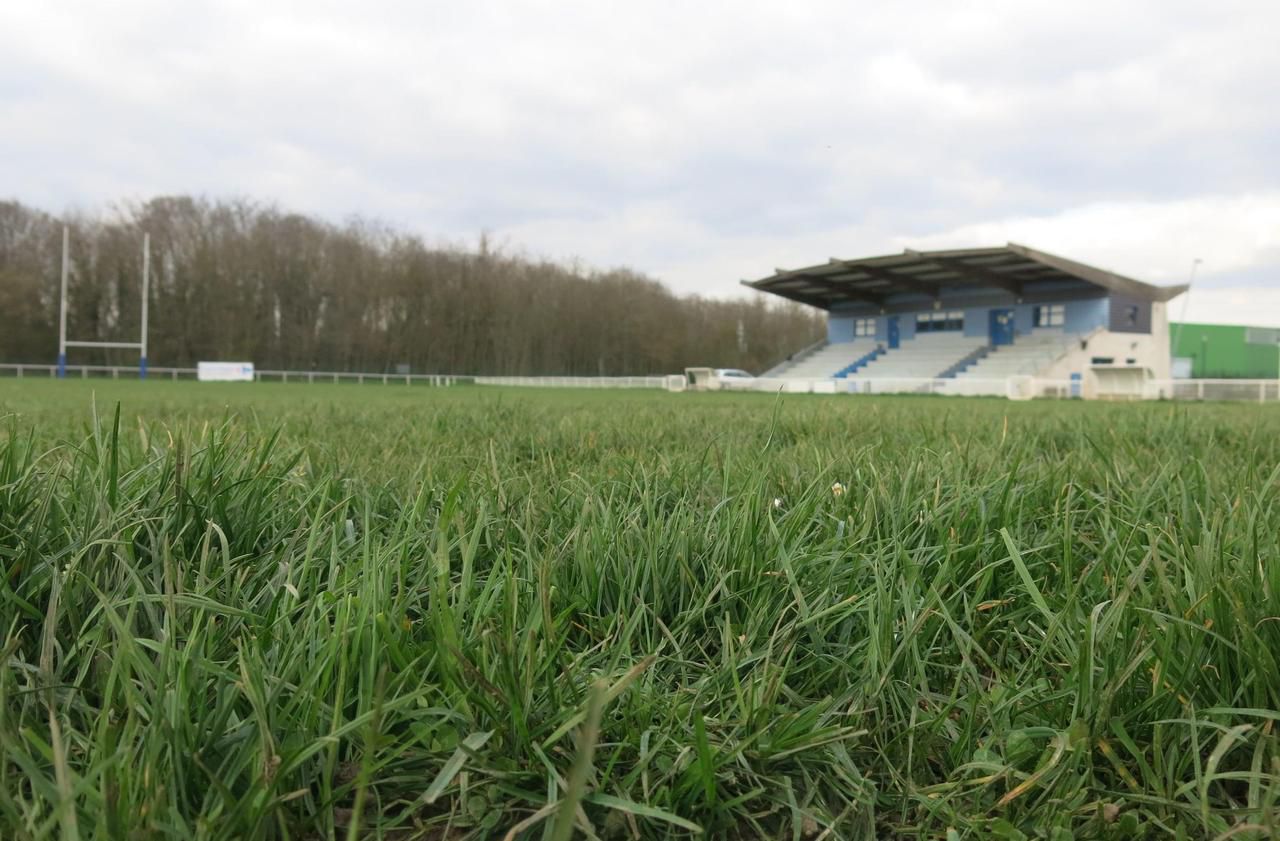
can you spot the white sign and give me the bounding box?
[197,361,255,382]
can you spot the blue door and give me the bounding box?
[989,308,1015,346]
[887,315,900,349]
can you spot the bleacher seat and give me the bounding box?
[774,330,1077,393]
[773,340,879,379]
[951,329,1076,381]
[853,332,988,379]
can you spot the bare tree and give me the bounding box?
[0,196,825,374]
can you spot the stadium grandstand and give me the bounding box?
[746,243,1187,397]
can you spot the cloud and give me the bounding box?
[899,193,1280,326]
[1,0,1277,327]
[902,193,1280,282]
[1174,287,1280,328]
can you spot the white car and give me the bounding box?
[714,368,755,380]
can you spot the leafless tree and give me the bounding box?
[0,197,824,374]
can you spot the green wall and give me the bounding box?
[1171,323,1280,378]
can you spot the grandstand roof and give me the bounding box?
[743,243,1188,311]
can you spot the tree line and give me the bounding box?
[0,197,824,375]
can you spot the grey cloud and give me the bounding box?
[1,0,1277,310]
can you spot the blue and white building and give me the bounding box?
[745,244,1187,397]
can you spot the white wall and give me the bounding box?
[828,315,855,343]
[1038,302,1171,397]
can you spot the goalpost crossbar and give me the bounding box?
[58,228,150,378]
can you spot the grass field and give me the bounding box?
[1,380,1278,840]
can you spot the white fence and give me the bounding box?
[1151,379,1280,403]
[255,369,460,386]
[0,363,461,386]
[718,376,1077,400]
[3,363,1278,402]
[472,376,669,389]
[721,376,1280,402]
[1,363,195,380]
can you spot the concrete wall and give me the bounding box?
[1010,298,1108,337]
[838,297,1111,344]
[828,314,887,344]
[828,315,855,343]
[1108,293,1153,334]
[897,314,917,342]
[1153,302,1171,380]
[1066,297,1109,334]
[964,307,989,338]
[1014,304,1035,335]
[829,296,1146,382]
[831,279,1114,318]
[1039,301,1172,396]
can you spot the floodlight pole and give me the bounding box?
[140,232,150,379]
[57,226,69,378]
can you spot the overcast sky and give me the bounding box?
[3,0,1278,325]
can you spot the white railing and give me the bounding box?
[723,376,1280,402]
[1148,379,1280,403]
[472,375,669,389]
[0,363,461,386]
[759,337,830,378]
[253,369,460,386]
[719,376,1076,400]
[3,363,1278,402]
[0,363,197,380]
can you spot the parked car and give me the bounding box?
[714,368,755,381]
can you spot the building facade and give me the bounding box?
[1170,323,1280,379]
[745,244,1186,397]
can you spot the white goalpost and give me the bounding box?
[57,226,151,379]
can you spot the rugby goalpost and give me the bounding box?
[57,226,151,379]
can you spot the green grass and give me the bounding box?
[1,379,1279,840]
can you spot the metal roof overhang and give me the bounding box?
[741,243,1188,312]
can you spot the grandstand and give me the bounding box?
[749,244,1186,397]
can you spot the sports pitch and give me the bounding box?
[1,380,1278,839]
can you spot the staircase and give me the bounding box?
[951,329,1077,380]
[939,329,1078,395]
[853,333,989,380]
[938,344,992,379]
[759,338,827,378]
[834,346,883,378]
[773,340,881,379]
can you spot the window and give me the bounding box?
[854,317,876,337]
[916,310,964,332]
[1091,356,1115,365]
[1125,305,1139,327]
[1033,304,1065,327]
